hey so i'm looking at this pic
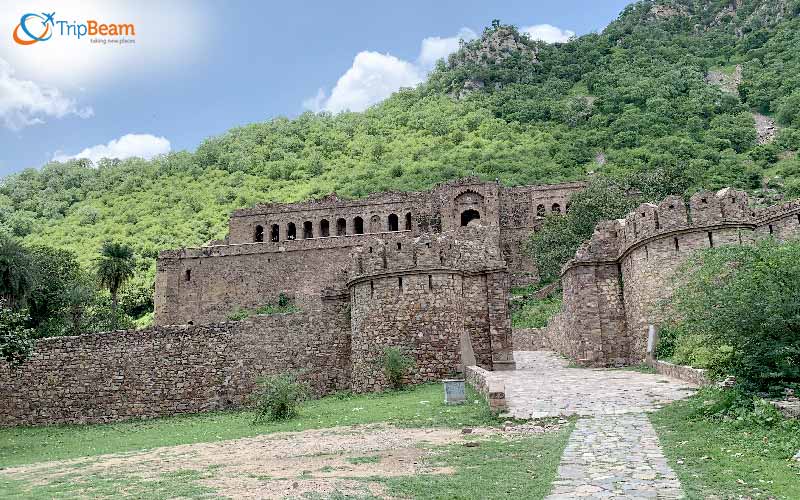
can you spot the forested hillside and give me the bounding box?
[3,0,800,329]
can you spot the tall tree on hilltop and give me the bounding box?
[96,242,135,329]
[0,237,32,308]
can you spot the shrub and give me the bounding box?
[0,303,34,366]
[665,240,800,394]
[511,295,562,328]
[252,372,310,423]
[382,347,415,389]
[670,333,733,370]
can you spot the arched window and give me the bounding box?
[271,224,279,242]
[254,225,264,242]
[536,204,545,217]
[287,222,296,240]
[388,213,399,231]
[405,212,412,231]
[353,216,364,234]
[303,221,313,239]
[461,209,480,226]
[336,218,347,236]
[320,219,330,237]
[551,203,561,214]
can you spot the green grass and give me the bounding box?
[511,295,562,329]
[651,393,800,500]
[384,425,575,499]
[0,383,499,468]
[0,468,218,499]
[347,455,382,465]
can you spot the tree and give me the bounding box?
[0,237,32,308]
[527,176,641,284]
[96,242,135,329]
[0,300,34,366]
[26,246,82,330]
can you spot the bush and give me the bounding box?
[382,347,415,389]
[670,333,734,370]
[0,304,34,366]
[511,295,562,328]
[664,240,800,394]
[252,372,310,423]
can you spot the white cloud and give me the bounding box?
[0,58,93,129]
[319,51,424,114]
[305,27,477,113]
[304,23,574,113]
[418,27,477,69]
[52,133,170,163]
[521,24,575,43]
[302,88,327,113]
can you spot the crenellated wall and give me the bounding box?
[544,188,800,366]
[344,226,515,391]
[2,226,516,427]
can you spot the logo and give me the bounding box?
[13,12,55,45]
[12,12,136,46]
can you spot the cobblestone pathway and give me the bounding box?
[546,414,683,499]
[493,351,695,499]
[494,351,696,419]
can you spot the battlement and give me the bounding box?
[568,188,754,268]
[550,186,800,368]
[344,225,505,284]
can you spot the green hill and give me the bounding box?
[3,0,800,325]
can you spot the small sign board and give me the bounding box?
[443,379,466,404]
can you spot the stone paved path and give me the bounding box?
[494,351,696,419]
[492,351,696,499]
[546,414,683,499]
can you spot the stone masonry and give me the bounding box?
[544,188,800,366]
[0,225,516,426]
[155,177,583,325]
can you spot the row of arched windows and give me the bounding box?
[254,212,412,242]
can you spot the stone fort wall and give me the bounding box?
[2,226,514,427]
[345,226,515,391]
[0,307,351,426]
[156,178,584,325]
[544,189,800,366]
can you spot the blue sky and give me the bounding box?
[0,0,631,177]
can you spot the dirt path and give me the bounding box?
[2,424,512,498]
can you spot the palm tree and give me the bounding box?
[96,242,135,328]
[0,237,32,308]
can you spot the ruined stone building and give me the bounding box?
[541,188,800,367]
[1,177,582,426]
[155,177,584,326]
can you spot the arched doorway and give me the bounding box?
[461,209,480,226]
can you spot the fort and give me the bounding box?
[540,187,800,366]
[0,177,582,426]
[2,178,800,427]
[154,177,583,325]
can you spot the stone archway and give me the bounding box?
[461,209,481,226]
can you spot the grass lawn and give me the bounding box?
[651,393,800,500]
[385,431,572,499]
[0,383,500,468]
[0,382,575,499]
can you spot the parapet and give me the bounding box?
[564,187,754,272]
[345,225,505,283]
